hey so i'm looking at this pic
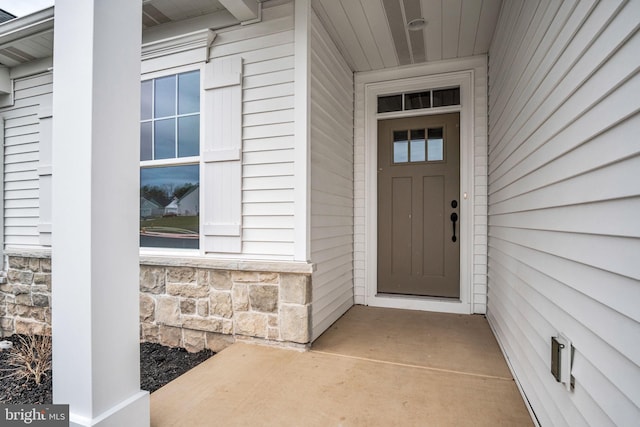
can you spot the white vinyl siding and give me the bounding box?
[209,2,296,259]
[487,0,640,426]
[0,72,52,249]
[1,2,297,261]
[140,2,296,259]
[309,10,354,340]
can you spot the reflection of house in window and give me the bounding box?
[140,197,163,219]
[163,185,199,217]
[177,185,199,216]
[164,199,178,216]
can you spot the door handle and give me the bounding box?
[450,212,458,242]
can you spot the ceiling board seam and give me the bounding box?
[318,0,370,70]
[338,1,372,70]
[472,0,483,55]
[358,0,389,69]
[440,0,444,61]
[313,1,357,71]
[421,0,428,61]
[471,0,495,55]
[456,0,464,56]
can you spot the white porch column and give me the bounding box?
[51,0,148,426]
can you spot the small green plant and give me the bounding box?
[1,335,52,385]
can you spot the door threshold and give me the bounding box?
[376,292,460,302]
[368,293,471,315]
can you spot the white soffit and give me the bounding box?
[0,7,54,68]
[312,0,503,72]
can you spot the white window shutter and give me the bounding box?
[203,55,243,253]
[38,102,53,246]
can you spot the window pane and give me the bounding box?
[178,71,200,114]
[140,122,152,161]
[140,165,199,249]
[154,118,175,159]
[141,80,153,120]
[394,141,408,163]
[405,91,431,110]
[394,130,408,141]
[432,87,460,107]
[393,131,409,163]
[427,127,444,161]
[410,129,426,162]
[378,94,402,113]
[178,115,199,157]
[154,75,176,118]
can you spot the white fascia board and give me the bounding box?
[0,6,54,45]
[219,0,259,22]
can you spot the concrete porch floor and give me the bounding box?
[150,306,534,426]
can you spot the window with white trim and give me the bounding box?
[139,70,200,249]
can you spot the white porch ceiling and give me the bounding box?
[0,0,502,71]
[312,0,503,72]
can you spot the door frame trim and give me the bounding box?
[363,69,475,314]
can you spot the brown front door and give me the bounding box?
[377,113,460,298]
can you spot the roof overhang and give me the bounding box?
[0,1,272,72]
[0,6,54,70]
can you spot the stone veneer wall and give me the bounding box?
[0,254,52,336]
[139,264,312,352]
[0,252,313,353]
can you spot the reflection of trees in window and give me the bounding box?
[141,185,171,207]
[141,183,197,207]
[174,183,197,200]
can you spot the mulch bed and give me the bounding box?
[0,335,214,405]
[140,342,214,393]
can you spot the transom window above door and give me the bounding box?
[378,87,460,114]
[393,128,444,164]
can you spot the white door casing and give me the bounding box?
[356,57,488,315]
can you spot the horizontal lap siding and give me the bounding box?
[212,3,296,258]
[487,0,640,425]
[310,11,354,340]
[0,73,52,248]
